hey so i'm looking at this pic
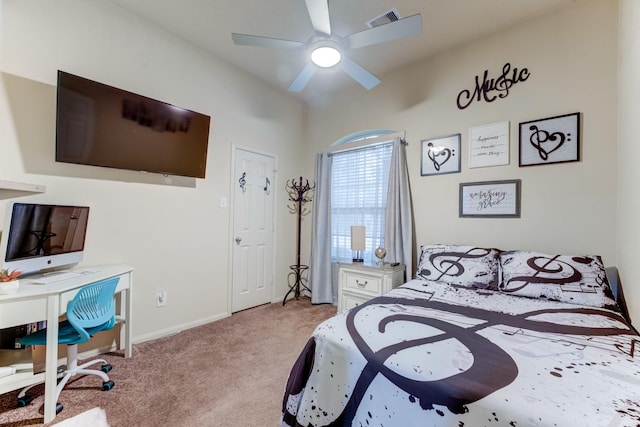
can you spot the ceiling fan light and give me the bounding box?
[311,46,342,68]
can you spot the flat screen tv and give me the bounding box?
[55,70,210,178]
[0,202,90,275]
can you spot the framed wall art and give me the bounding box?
[421,133,461,176]
[519,112,580,166]
[459,179,521,218]
[468,121,510,168]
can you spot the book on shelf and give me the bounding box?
[0,322,48,350]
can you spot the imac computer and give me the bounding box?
[0,202,90,276]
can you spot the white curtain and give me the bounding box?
[308,136,413,303]
[308,152,334,304]
[384,138,414,280]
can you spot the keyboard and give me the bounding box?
[30,271,83,285]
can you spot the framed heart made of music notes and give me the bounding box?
[420,133,461,176]
[519,112,580,166]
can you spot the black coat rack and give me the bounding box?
[283,176,315,306]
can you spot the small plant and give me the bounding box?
[0,269,22,282]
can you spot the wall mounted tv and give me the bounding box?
[55,70,210,178]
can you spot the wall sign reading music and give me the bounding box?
[456,63,530,110]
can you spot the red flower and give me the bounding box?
[0,269,22,282]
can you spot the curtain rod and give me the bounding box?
[323,131,407,155]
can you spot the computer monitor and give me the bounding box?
[0,202,90,275]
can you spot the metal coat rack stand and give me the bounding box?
[283,176,315,306]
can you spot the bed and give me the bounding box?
[280,245,640,427]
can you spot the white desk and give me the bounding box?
[0,264,133,423]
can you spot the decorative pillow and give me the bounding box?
[416,245,500,290]
[499,250,618,309]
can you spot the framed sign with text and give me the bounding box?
[468,121,510,168]
[459,179,521,218]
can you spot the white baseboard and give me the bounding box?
[132,312,231,344]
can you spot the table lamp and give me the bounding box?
[350,226,365,263]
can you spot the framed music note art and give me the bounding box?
[420,133,461,176]
[519,112,580,166]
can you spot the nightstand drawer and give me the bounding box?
[342,271,382,294]
[337,262,405,314]
[342,292,369,311]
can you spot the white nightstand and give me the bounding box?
[337,262,406,313]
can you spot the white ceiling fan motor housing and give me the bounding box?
[309,37,343,68]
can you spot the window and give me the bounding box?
[330,142,393,263]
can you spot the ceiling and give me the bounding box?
[107,0,574,101]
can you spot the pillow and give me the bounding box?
[416,245,500,290]
[499,250,618,309]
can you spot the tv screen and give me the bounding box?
[56,70,210,178]
[0,203,90,275]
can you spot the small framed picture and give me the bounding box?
[421,133,461,176]
[459,179,521,218]
[519,112,580,166]
[468,121,510,168]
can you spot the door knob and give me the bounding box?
[235,237,242,244]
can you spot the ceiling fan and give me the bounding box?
[231,0,422,92]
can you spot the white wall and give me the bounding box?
[617,0,640,325]
[305,1,622,306]
[0,0,307,342]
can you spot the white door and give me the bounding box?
[231,148,275,312]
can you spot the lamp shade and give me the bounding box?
[350,226,366,251]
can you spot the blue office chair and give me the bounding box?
[17,277,120,414]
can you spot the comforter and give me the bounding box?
[281,279,640,426]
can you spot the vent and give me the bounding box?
[366,8,400,28]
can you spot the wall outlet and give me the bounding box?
[156,290,167,307]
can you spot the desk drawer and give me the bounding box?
[0,299,47,327]
[342,271,382,294]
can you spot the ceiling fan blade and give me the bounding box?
[232,33,304,49]
[304,0,331,35]
[288,63,317,92]
[341,56,381,90]
[345,14,422,50]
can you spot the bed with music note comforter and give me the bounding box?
[280,246,640,427]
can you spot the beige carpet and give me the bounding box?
[0,298,336,426]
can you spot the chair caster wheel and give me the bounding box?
[56,402,64,414]
[102,380,115,391]
[101,363,112,373]
[17,395,33,407]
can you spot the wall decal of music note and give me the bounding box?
[518,112,580,166]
